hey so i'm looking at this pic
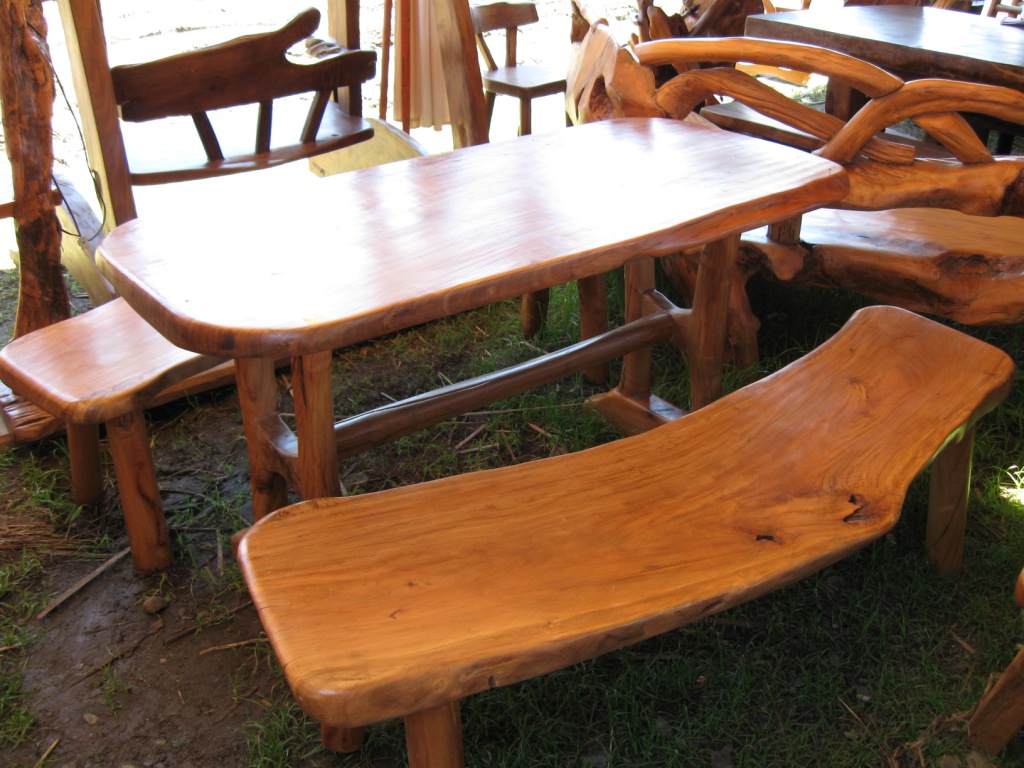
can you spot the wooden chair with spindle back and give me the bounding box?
[109,7,376,187]
[469,1,569,137]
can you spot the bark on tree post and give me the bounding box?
[1,0,70,337]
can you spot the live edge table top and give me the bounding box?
[96,118,848,360]
[746,5,1024,90]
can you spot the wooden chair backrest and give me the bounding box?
[429,0,491,148]
[56,0,373,225]
[110,9,374,182]
[470,2,540,71]
[111,9,372,122]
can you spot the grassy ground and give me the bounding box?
[1,263,1023,767]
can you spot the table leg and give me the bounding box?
[292,351,342,500]
[824,79,867,122]
[689,233,739,411]
[587,257,686,433]
[235,358,288,521]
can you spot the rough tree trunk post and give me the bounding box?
[1,0,69,337]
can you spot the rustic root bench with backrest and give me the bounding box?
[239,307,1015,766]
[565,28,1024,366]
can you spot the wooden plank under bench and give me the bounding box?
[238,305,1015,767]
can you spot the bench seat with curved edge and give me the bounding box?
[0,298,226,572]
[238,306,1015,767]
[565,29,1024,367]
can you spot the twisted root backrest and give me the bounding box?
[572,30,1024,217]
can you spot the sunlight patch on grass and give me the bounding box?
[1001,465,1024,507]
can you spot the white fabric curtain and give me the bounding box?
[394,0,451,130]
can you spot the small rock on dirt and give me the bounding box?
[142,595,169,614]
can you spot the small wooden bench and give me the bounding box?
[0,299,227,572]
[238,306,1015,766]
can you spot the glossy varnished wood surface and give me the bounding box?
[97,118,846,359]
[238,306,1015,729]
[746,6,1024,88]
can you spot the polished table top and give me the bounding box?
[746,5,1024,89]
[97,118,847,360]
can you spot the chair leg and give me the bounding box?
[519,97,532,136]
[484,91,497,132]
[970,645,1024,754]
[105,409,173,572]
[926,425,974,576]
[405,701,464,768]
[66,421,104,506]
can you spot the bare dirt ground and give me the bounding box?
[0,2,615,766]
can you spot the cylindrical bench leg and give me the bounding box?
[106,410,172,572]
[321,723,364,752]
[67,421,103,506]
[926,426,974,576]
[405,701,464,768]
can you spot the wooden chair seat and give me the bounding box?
[480,63,568,100]
[239,306,1015,767]
[119,95,373,185]
[0,298,227,572]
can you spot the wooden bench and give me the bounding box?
[0,299,227,572]
[238,306,1015,766]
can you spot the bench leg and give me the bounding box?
[66,421,103,506]
[969,644,1024,754]
[321,723,365,752]
[926,426,974,576]
[106,410,173,572]
[405,701,464,768]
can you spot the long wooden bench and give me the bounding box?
[238,306,1015,767]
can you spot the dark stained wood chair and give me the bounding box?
[469,1,568,137]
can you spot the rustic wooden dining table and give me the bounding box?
[95,117,847,522]
[746,4,1024,118]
